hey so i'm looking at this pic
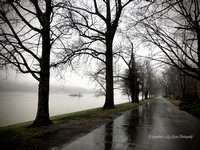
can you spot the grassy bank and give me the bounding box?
[181,102,200,116]
[0,99,153,149]
[166,99,181,107]
[51,99,152,123]
[166,98,200,118]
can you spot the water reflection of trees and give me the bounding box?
[104,121,113,150]
[124,103,152,149]
[103,103,153,150]
[124,108,140,148]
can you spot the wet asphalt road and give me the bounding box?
[56,98,200,150]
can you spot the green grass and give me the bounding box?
[181,102,200,115]
[51,99,153,123]
[166,98,200,117]
[0,99,153,147]
[50,108,100,123]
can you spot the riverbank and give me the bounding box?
[0,99,153,150]
[0,92,126,127]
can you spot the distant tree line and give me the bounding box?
[161,65,199,103]
[118,40,160,103]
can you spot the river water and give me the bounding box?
[0,91,129,127]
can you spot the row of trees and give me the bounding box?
[121,56,160,102]
[161,65,199,103]
[0,0,142,127]
[0,0,199,127]
[133,0,200,81]
[136,0,200,103]
[117,39,160,102]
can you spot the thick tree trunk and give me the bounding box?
[131,88,135,103]
[197,28,200,81]
[31,63,52,127]
[31,13,52,127]
[145,91,148,99]
[31,49,52,127]
[135,83,139,103]
[103,40,115,109]
[31,74,52,127]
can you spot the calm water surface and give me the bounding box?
[0,91,128,127]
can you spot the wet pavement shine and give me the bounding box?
[55,98,200,150]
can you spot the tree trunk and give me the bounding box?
[103,40,115,109]
[31,74,52,127]
[145,90,148,99]
[30,14,52,127]
[131,88,135,103]
[135,82,139,103]
[31,53,52,127]
[197,27,200,81]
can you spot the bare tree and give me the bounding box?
[0,0,69,127]
[61,0,136,109]
[134,0,200,81]
[161,65,198,102]
[116,39,140,103]
[140,60,155,99]
[121,54,140,103]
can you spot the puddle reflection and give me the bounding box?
[103,104,150,149]
[102,102,153,149]
[104,121,113,150]
[124,108,139,148]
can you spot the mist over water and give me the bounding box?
[0,91,129,127]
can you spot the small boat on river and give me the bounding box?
[69,93,83,97]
